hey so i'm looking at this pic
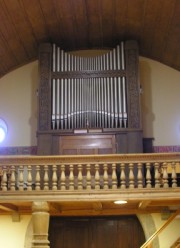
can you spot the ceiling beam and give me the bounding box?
[0,203,18,212]
[138,201,151,209]
[92,202,103,211]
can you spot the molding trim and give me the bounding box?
[0,145,180,155]
[154,146,180,153]
[0,146,37,155]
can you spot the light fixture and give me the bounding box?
[114,200,127,205]
[0,118,8,143]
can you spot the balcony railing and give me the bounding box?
[0,153,180,193]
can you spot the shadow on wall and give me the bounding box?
[29,61,38,147]
[138,214,160,248]
[24,217,33,248]
[139,60,155,139]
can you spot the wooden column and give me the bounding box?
[32,201,50,248]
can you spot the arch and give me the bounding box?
[137,214,160,248]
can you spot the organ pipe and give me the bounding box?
[51,43,128,129]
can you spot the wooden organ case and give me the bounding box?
[37,40,143,155]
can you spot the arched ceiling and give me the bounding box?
[0,0,180,78]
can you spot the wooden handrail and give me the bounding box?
[0,152,180,164]
[0,153,180,193]
[140,210,180,248]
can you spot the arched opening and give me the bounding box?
[49,215,145,248]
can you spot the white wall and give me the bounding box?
[140,57,180,146]
[0,215,31,248]
[0,61,38,147]
[0,56,180,147]
[152,213,180,248]
[0,213,179,248]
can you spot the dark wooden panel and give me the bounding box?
[4,0,37,59]
[126,0,145,40]
[59,134,116,155]
[49,216,145,248]
[162,0,180,68]
[92,219,117,248]
[114,0,128,42]
[85,0,102,48]
[38,130,143,155]
[143,138,154,153]
[101,0,114,47]
[54,0,78,50]
[22,0,48,44]
[39,0,64,45]
[0,36,17,74]
[65,0,88,49]
[1,0,180,78]
[116,131,143,154]
[151,0,175,61]
[37,134,52,155]
[117,216,145,248]
[49,219,91,248]
[62,221,90,248]
[0,1,27,63]
[140,0,164,57]
[127,131,143,153]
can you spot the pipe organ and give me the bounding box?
[51,43,127,130]
[37,40,143,155]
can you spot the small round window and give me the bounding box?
[0,118,8,143]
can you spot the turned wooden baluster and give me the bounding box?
[103,163,108,189]
[137,163,143,188]
[2,166,7,191]
[95,163,100,190]
[60,164,66,190]
[154,162,160,188]
[171,162,177,188]
[162,162,169,188]
[19,165,24,191]
[44,165,49,190]
[86,164,91,190]
[35,165,41,190]
[69,164,74,190]
[10,165,16,191]
[129,163,135,188]
[112,163,117,189]
[27,165,32,191]
[77,164,83,190]
[52,164,58,190]
[146,163,152,188]
[120,163,126,189]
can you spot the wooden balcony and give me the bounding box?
[0,153,180,216]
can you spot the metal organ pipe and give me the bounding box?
[51,43,128,130]
[121,42,127,127]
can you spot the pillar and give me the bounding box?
[31,201,50,248]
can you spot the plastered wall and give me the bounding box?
[0,55,180,147]
[0,215,31,248]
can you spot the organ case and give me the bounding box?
[37,40,143,155]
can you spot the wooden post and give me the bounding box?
[31,201,50,248]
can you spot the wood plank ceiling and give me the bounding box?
[0,0,180,78]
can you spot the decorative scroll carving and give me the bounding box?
[125,41,141,128]
[38,45,51,131]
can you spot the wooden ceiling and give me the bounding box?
[0,0,180,78]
